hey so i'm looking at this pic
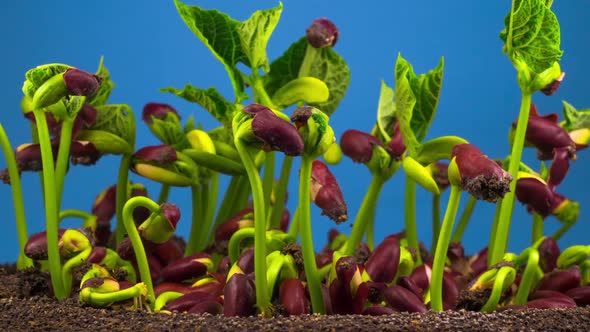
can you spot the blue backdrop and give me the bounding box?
[1,1,589,263]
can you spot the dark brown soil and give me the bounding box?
[1,266,589,331]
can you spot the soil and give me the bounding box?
[1,266,589,332]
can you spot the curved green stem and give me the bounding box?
[299,155,325,314]
[490,92,532,265]
[342,175,384,256]
[115,154,132,245]
[552,221,575,241]
[185,184,204,256]
[122,196,160,308]
[62,248,91,297]
[531,212,544,244]
[32,108,65,299]
[431,194,441,254]
[452,195,477,243]
[59,209,95,222]
[298,43,319,78]
[269,156,293,229]
[481,266,515,312]
[0,124,33,269]
[514,250,541,305]
[404,177,421,265]
[157,184,170,204]
[154,291,184,312]
[228,227,255,263]
[251,70,276,109]
[431,185,462,312]
[234,139,270,317]
[54,118,73,209]
[262,151,275,224]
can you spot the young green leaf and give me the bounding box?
[264,37,350,116]
[64,96,87,119]
[376,80,396,142]
[22,64,72,98]
[394,54,444,155]
[174,0,249,100]
[562,101,590,132]
[162,85,235,128]
[236,3,282,73]
[500,0,562,75]
[88,56,115,107]
[77,104,135,154]
[149,117,191,151]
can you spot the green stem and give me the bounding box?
[366,208,376,251]
[531,212,544,244]
[551,222,575,241]
[115,154,132,245]
[404,177,421,265]
[269,156,293,229]
[54,118,73,209]
[0,124,33,269]
[213,176,240,228]
[59,209,95,222]
[481,266,514,312]
[342,175,384,256]
[452,195,477,243]
[204,173,219,246]
[251,70,276,109]
[298,155,325,314]
[431,185,462,312]
[514,250,541,305]
[228,227,255,263]
[234,140,270,317]
[234,175,252,216]
[122,196,160,308]
[262,151,275,225]
[32,108,65,299]
[157,184,170,204]
[287,207,300,240]
[185,184,204,256]
[488,199,503,266]
[490,92,532,265]
[62,248,91,297]
[431,194,441,254]
[298,44,318,78]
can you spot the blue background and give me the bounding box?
[1,1,589,263]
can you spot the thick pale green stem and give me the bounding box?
[115,154,132,245]
[299,155,325,314]
[431,194,441,254]
[269,156,293,229]
[0,124,33,269]
[235,140,270,317]
[228,227,255,263]
[452,195,477,243]
[54,118,73,209]
[298,44,318,78]
[32,109,65,299]
[185,184,204,256]
[531,212,544,244]
[490,92,532,265]
[404,177,421,265]
[122,196,160,308]
[342,175,384,256]
[552,222,575,241]
[431,185,462,312]
[287,207,300,240]
[488,199,503,266]
[157,184,170,204]
[366,208,376,251]
[262,151,275,224]
[204,173,219,246]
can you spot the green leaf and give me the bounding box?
[82,104,135,153]
[500,0,562,74]
[64,96,86,118]
[149,117,191,151]
[562,101,590,132]
[174,0,249,100]
[394,54,444,155]
[162,85,236,127]
[22,63,72,98]
[376,80,396,142]
[88,56,115,107]
[264,37,350,116]
[236,3,282,72]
